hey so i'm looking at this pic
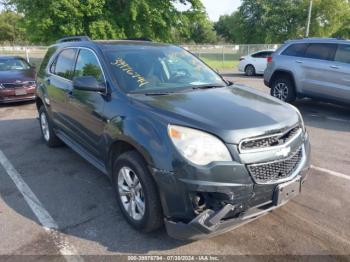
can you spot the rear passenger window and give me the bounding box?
[53,49,77,80]
[304,44,337,61]
[252,52,265,58]
[282,44,308,57]
[335,45,350,64]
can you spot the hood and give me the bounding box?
[0,70,35,83]
[132,85,301,144]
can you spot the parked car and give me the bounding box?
[264,38,350,104]
[36,36,310,240]
[0,56,36,103]
[238,50,275,76]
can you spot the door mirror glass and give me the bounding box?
[73,76,105,92]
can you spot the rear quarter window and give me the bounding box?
[38,46,57,78]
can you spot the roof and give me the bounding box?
[286,37,350,45]
[52,36,172,50]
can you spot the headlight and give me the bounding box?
[168,125,232,166]
[0,84,4,89]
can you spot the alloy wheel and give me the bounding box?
[117,166,145,221]
[273,82,289,101]
[40,112,50,141]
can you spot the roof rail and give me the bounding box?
[56,36,91,44]
[124,37,152,42]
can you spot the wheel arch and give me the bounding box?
[270,70,297,92]
[244,64,255,71]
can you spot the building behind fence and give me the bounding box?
[0,44,280,71]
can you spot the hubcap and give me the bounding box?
[40,112,50,141]
[273,82,289,101]
[117,167,145,221]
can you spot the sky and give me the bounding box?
[201,0,241,21]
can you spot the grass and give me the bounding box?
[202,58,239,70]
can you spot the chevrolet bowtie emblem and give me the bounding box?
[276,147,291,158]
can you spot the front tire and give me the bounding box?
[271,77,296,102]
[113,151,163,232]
[39,106,63,147]
[245,65,256,76]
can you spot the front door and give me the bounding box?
[66,48,107,159]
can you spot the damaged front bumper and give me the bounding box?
[165,169,309,241]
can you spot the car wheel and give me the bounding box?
[271,77,296,102]
[113,151,163,232]
[39,106,63,147]
[245,65,256,76]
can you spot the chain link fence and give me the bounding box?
[185,44,280,71]
[0,44,280,72]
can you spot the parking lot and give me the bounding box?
[0,73,349,259]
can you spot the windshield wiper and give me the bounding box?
[191,84,226,90]
[144,92,174,96]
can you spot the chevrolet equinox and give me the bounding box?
[36,36,311,240]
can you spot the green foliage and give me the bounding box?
[8,0,216,44]
[215,0,350,44]
[0,11,27,44]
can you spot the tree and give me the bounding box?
[0,11,27,44]
[215,0,350,44]
[7,0,213,44]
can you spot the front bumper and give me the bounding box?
[0,87,36,103]
[155,135,311,240]
[165,166,309,241]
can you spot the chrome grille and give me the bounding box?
[247,147,303,184]
[240,126,301,152]
[2,83,25,88]
[1,81,35,89]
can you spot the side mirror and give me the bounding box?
[73,76,105,92]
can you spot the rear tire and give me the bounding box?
[271,76,296,102]
[113,151,163,232]
[39,106,63,147]
[245,65,256,76]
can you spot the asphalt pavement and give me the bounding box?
[0,74,349,260]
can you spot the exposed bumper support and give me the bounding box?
[165,201,280,241]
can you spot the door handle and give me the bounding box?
[330,65,340,69]
[295,60,303,64]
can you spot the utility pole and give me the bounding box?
[305,0,313,37]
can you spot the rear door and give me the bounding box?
[47,48,78,132]
[251,51,271,73]
[299,43,338,98]
[329,44,350,103]
[65,48,107,159]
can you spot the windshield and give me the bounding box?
[0,57,31,71]
[105,46,226,94]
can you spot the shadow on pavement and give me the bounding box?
[0,118,186,254]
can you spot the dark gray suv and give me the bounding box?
[36,36,311,240]
[264,38,350,104]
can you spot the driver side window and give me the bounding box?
[74,49,105,84]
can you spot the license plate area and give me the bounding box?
[15,89,27,96]
[274,176,301,206]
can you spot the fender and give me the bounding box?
[103,113,174,174]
